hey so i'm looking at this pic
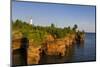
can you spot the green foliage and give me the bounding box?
[73,24,78,31]
[51,23,55,28]
[12,19,84,45]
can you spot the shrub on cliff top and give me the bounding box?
[12,19,84,46]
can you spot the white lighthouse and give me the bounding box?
[29,17,32,25]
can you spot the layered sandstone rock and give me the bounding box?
[42,33,82,57]
[12,31,23,50]
[12,32,85,65]
[27,44,41,64]
[12,39,21,50]
[44,34,55,42]
[12,38,41,65]
[44,39,66,56]
[12,31,23,40]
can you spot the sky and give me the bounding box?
[12,1,96,32]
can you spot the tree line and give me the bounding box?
[12,19,85,45]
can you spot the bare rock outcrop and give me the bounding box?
[27,44,41,64]
[43,39,66,56]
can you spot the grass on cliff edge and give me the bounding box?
[12,19,84,46]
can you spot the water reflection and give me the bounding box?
[20,36,29,65]
[39,45,77,64]
[12,33,96,66]
[12,36,29,66]
[76,42,84,48]
[13,43,85,66]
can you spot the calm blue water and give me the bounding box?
[73,33,96,62]
[39,33,96,64]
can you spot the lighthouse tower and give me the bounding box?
[29,17,32,25]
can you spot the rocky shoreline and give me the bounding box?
[12,20,85,65]
[12,32,85,65]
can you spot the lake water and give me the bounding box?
[39,33,96,64]
[13,33,96,66]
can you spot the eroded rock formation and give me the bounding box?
[12,32,85,65]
